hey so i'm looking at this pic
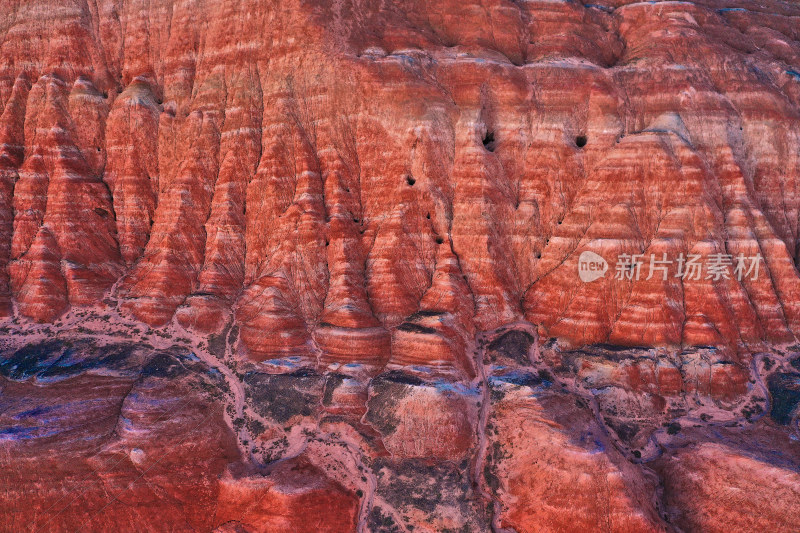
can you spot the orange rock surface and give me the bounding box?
[2,0,800,531]
[656,431,800,532]
[0,0,797,364]
[0,341,360,532]
[485,382,666,532]
[1,326,799,531]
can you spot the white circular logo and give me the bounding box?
[578,251,608,282]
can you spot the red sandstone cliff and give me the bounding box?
[1,0,800,367]
[2,0,800,531]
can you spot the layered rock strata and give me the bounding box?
[0,0,798,372]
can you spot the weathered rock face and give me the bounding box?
[0,0,799,364]
[484,380,666,532]
[656,432,800,532]
[0,339,360,532]
[2,321,800,531]
[3,0,800,531]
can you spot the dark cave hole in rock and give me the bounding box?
[483,131,496,152]
[435,236,444,244]
[575,135,587,148]
[406,175,416,186]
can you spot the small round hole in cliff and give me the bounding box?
[482,131,496,152]
[426,213,431,219]
[435,236,444,244]
[406,175,416,186]
[440,35,458,48]
[96,147,101,152]
[575,135,587,148]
